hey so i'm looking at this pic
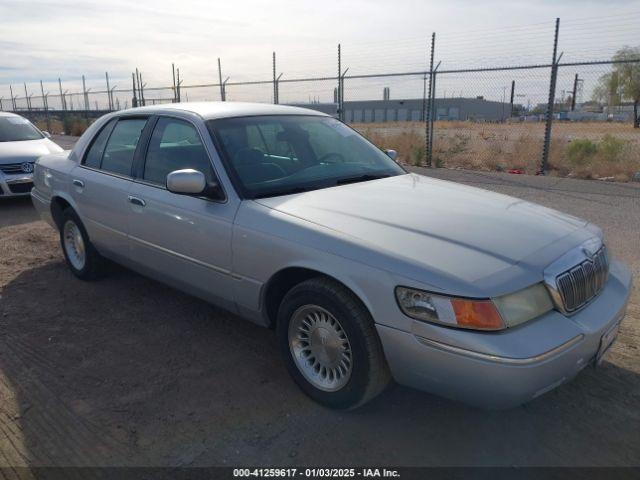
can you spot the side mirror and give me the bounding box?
[385,149,398,160]
[166,169,225,200]
[166,169,206,195]
[42,131,52,138]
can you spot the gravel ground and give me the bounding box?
[0,136,639,469]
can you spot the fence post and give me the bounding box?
[105,72,112,110]
[40,80,51,132]
[24,83,31,111]
[81,75,89,119]
[425,33,435,167]
[428,65,439,166]
[217,58,225,101]
[337,44,342,120]
[136,69,146,106]
[132,73,138,107]
[176,68,182,102]
[541,17,560,174]
[10,85,16,111]
[273,52,277,104]
[58,78,66,111]
[172,63,177,103]
[339,67,349,122]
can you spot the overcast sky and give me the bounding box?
[1,0,638,106]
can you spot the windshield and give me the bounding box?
[0,116,44,142]
[208,115,405,198]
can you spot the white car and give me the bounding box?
[0,112,63,198]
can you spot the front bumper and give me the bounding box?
[0,172,34,197]
[377,260,632,409]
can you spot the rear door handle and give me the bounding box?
[128,195,146,207]
[72,179,84,188]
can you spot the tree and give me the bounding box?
[594,46,640,128]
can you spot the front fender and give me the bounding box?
[232,202,399,328]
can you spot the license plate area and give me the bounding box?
[596,322,620,366]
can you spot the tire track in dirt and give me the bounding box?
[0,335,140,467]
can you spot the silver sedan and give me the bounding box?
[31,102,632,409]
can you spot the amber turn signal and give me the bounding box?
[451,299,505,330]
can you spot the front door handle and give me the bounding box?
[72,179,85,188]
[128,195,146,207]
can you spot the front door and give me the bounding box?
[126,116,238,310]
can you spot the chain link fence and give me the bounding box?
[1,18,639,180]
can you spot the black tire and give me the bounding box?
[59,208,106,280]
[277,277,391,409]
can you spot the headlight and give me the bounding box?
[395,283,554,331]
[395,287,505,330]
[493,283,553,327]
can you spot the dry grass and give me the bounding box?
[353,121,640,181]
[34,119,64,134]
[35,116,89,136]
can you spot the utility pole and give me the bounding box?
[571,73,579,111]
[509,80,515,118]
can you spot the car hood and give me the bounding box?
[0,138,63,164]
[255,173,593,292]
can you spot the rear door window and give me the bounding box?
[83,119,116,168]
[101,118,147,176]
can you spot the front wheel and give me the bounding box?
[277,277,391,409]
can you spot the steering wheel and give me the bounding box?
[317,152,346,164]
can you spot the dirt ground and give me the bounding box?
[0,140,639,469]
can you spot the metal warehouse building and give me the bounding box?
[292,97,513,122]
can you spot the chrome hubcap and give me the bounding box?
[288,305,352,392]
[63,220,86,270]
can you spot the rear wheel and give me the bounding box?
[277,277,390,409]
[59,209,106,280]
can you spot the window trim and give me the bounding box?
[80,115,150,178]
[80,118,117,167]
[133,114,227,204]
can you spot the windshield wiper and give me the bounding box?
[335,173,391,186]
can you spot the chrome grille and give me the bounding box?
[0,162,33,174]
[556,246,608,312]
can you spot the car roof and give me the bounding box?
[0,111,24,118]
[120,101,330,120]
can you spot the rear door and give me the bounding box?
[127,115,238,310]
[70,116,149,262]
